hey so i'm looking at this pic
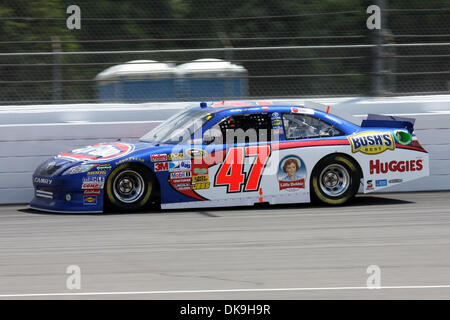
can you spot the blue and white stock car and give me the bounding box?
[30,101,429,213]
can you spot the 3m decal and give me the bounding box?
[349,131,395,155]
[214,145,271,193]
[277,155,306,191]
[154,162,169,172]
[151,154,168,162]
[58,143,134,162]
[370,159,423,174]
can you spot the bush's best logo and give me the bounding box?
[349,131,395,155]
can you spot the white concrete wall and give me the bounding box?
[0,121,160,204]
[1,95,449,204]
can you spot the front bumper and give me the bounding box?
[30,174,104,213]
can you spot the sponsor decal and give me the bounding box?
[271,119,282,126]
[375,179,388,187]
[83,195,97,205]
[349,131,395,155]
[151,154,168,162]
[271,112,281,120]
[366,180,374,190]
[169,161,191,172]
[193,168,208,175]
[291,107,314,115]
[192,175,209,183]
[174,185,192,191]
[174,183,191,188]
[87,170,107,175]
[170,171,192,179]
[370,159,423,174]
[271,113,283,128]
[34,177,52,185]
[185,148,207,159]
[58,142,134,162]
[277,155,306,191]
[389,179,403,184]
[83,176,105,183]
[96,164,112,171]
[192,182,210,190]
[82,183,103,190]
[167,153,185,161]
[84,189,102,195]
[82,176,105,189]
[170,178,192,184]
[154,162,169,171]
[115,157,145,165]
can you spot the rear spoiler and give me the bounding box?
[361,114,415,133]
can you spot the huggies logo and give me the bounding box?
[370,159,423,174]
[349,131,395,155]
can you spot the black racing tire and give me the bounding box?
[105,163,155,212]
[310,154,361,205]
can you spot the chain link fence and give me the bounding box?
[0,0,449,104]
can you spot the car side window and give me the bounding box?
[204,113,272,145]
[282,113,344,140]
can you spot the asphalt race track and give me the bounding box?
[0,192,450,299]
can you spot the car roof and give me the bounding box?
[190,101,361,134]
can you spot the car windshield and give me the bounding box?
[140,108,214,144]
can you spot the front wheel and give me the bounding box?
[310,155,360,205]
[105,163,155,212]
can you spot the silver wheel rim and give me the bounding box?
[319,164,350,197]
[113,170,145,203]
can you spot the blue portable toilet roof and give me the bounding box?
[95,60,176,82]
[176,58,247,77]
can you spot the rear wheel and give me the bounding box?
[311,155,360,205]
[105,163,155,212]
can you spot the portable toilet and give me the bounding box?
[176,58,248,100]
[96,60,176,102]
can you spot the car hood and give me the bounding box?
[35,141,170,176]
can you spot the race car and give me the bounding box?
[30,101,429,213]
